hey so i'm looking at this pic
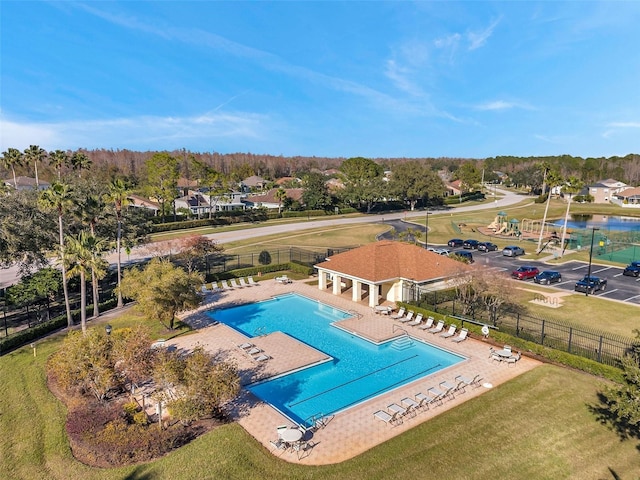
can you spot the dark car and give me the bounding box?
[534,270,562,285]
[502,245,525,257]
[623,261,640,277]
[574,275,607,294]
[447,238,464,248]
[511,266,540,280]
[452,250,474,263]
[463,239,480,249]
[477,242,498,252]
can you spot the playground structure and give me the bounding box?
[486,211,521,237]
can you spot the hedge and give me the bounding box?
[281,210,327,218]
[207,261,314,281]
[0,298,119,355]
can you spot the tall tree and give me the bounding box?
[338,157,385,213]
[143,152,180,222]
[48,149,69,181]
[38,182,75,327]
[119,258,203,330]
[104,179,130,308]
[275,188,287,214]
[69,151,92,178]
[76,194,106,318]
[559,177,584,258]
[301,171,331,210]
[388,161,446,210]
[1,148,23,189]
[536,170,563,253]
[65,231,106,333]
[193,159,223,219]
[455,162,483,193]
[23,145,47,188]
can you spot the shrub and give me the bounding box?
[258,250,272,265]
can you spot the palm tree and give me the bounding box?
[536,170,563,253]
[69,151,92,178]
[66,231,106,333]
[1,148,23,189]
[23,145,47,188]
[559,177,584,258]
[104,179,130,308]
[48,149,69,181]
[38,182,74,327]
[275,188,287,215]
[77,195,106,318]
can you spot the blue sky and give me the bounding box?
[1,1,639,158]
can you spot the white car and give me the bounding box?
[502,245,525,257]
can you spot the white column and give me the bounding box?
[332,275,341,295]
[352,280,361,302]
[369,283,378,307]
[318,270,327,290]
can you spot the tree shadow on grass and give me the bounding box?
[588,391,640,451]
[122,465,158,480]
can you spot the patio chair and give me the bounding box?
[504,345,512,353]
[455,374,482,389]
[440,324,457,339]
[399,310,415,323]
[389,307,406,320]
[452,328,469,343]
[418,316,435,330]
[293,440,317,459]
[276,425,289,439]
[230,278,242,288]
[270,439,287,452]
[407,313,424,327]
[248,276,259,286]
[239,278,249,288]
[505,351,521,367]
[427,320,445,334]
[374,409,398,425]
[491,353,504,363]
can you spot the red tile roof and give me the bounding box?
[315,240,470,283]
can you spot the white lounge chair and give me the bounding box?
[239,278,249,288]
[389,307,406,320]
[399,311,415,323]
[407,313,424,327]
[400,397,419,417]
[415,392,435,411]
[374,409,398,425]
[237,342,253,350]
[248,276,259,286]
[222,279,232,290]
[452,328,469,343]
[246,347,262,355]
[427,320,445,334]
[417,316,435,330]
[210,282,222,293]
[230,278,242,288]
[440,324,457,338]
[254,354,270,362]
[440,380,465,395]
[200,284,209,294]
[455,374,482,389]
[427,387,446,405]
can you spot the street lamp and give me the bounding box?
[425,207,429,249]
[585,227,600,297]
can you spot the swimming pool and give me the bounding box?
[208,293,464,426]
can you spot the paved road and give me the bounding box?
[0,188,524,289]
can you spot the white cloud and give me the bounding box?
[467,17,502,51]
[474,99,534,111]
[602,122,640,139]
[0,111,269,152]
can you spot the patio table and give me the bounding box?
[279,428,303,445]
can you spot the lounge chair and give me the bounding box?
[389,307,406,320]
[230,278,242,288]
[417,316,435,330]
[427,387,446,405]
[441,380,465,395]
[210,282,222,293]
[431,385,455,401]
[455,374,482,389]
[254,354,270,362]
[399,310,415,323]
[239,278,249,288]
[440,324,457,338]
[374,409,398,425]
[222,280,232,290]
[427,320,445,334]
[237,342,254,350]
[414,392,434,411]
[400,397,419,417]
[452,328,469,343]
[246,347,262,356]
[200,284,210,294]
[387,403,406,417]
[248,276,259,286]
[407,313,424,327]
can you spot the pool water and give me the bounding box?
[208,293,463,426]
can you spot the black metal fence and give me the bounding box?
[403,283,635,367]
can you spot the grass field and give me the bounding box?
[1,327,637,480]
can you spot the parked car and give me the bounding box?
[623,261,640,277]
[502,245,525,257]
[452,250,474,263]
[477,242,498,252]
[433,248,450,256]
[574,275,607,293]
[511,266,540,280]
[534,270,562,285]
[447,238,464,247]
[463,239,480,249]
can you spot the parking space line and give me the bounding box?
[572,265,587,270]
[623,294,640,302]
[614,273,623,277]
[593,266,612,274]
[597,289,617,297]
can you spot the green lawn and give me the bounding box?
[1,328,637,479]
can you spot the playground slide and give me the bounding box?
[487,216,500,230]
[495,225,508,234]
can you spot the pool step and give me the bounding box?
[391,336,414,351]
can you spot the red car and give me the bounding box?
[511,266,540,280]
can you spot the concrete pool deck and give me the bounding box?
[172,278,541,465]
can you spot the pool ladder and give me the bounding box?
[347,310,362,319]
[254,326,267,337]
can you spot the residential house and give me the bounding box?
[241,175,267,191]
[315,240,469,308]
[244,188,304,209]
[3,176,50,191]
[612,187,640,208]
[585,178,628,204]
